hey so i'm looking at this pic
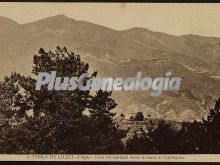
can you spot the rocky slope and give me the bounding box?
[0,15,220,121]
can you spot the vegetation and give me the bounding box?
[0,46,220,154]
[134,112,144,121]
[0,47,124,154]
[125,99,220,154]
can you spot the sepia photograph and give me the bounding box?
[0,2,220,162]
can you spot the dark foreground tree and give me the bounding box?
[205,98,220,153]
[179,98,220,153]
[148,120,179,154]
[0,47,124,154]
[124,99,220,154]
[125,132,154,154]
[134,112,144,121]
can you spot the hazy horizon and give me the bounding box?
[1,3,220,37]
[1,13,220,38]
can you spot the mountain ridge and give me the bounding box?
[2,14,217,39]
[0,15,219,121]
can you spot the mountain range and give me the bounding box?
[0,14,220,121]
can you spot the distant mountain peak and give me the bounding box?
[23,14,77,29]
[52,14,67,18]
[126,27,152,32]
[46,14,74,21]
[123,27,171,37]
[0,16,19,25]
[24,14,75,25]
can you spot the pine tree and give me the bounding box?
[0,47,124,154]
[205,98,220,153]
[134,112,144,121]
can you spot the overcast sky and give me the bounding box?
[0,3,220,37]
